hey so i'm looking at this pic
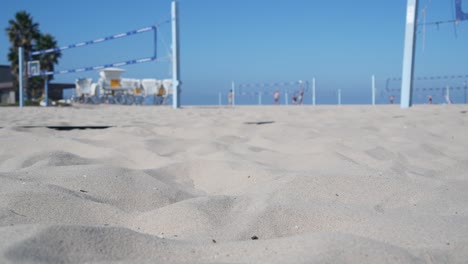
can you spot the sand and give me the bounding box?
[0,104,467,263]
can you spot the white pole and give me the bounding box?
[338,89,342,105]
[372,75,376,105]
[19,47,24,108]
[464,80,467,104]
[446,86,451,104]
[258,92,262,105]
[218,92,221,105]
[45,76,49,106]
[312,77,316,105]
[400,0,419,108]
[232,81,235,105]
[171,0,180,109]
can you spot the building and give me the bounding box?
[0,65,15,104]
[0,65,74,104]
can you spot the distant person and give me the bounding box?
[298,89,304,104]
[274,90,280,105]
[228,89,233,105]
[428,95,433,104]
[389,95,395,104]
[292,93,297,104]
[157,87,165,105]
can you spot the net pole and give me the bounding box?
[232,81,236,106]
[464,80,467,104]
[154,27,158,58]
[446,86,451,104]
[312,77,316,105]
[19,47,24,108]
[45,76,49,106]
[400,0,419,108]
[172,0,181,109]
[338,89,342,105]
[372,75,376,105]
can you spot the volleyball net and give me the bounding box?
[383,74,468,104]
[26,23,169,77]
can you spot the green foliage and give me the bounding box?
[6,47,19,91]
[35,33,61,75]
[5,11,61,101]
[5,11,40,99]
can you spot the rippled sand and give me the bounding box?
[1,104,467,263]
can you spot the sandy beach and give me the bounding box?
[0,104,467,263]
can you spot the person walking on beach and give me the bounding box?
[389,95,395,104]
[292,93,298,104]
[273,90,280,105]
[428,95,433,104]
[298,88,304,104]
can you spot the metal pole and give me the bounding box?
[258,92,262,105]
[463,81,466,104]
[400,0,419,108]
[446,86,451,104]
[338,89,342,105]
[171,0,180,109]
[45,76,49,106]
[312,77,316,105]
[232,81,235,106]
[372,75,376,105]
[285,91,288,105]
[218,92,221,105]
[154,27,158,58]
[19,47,24,108]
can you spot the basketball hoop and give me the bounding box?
[28,60,40,76]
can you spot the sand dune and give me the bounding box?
[1,105,467,263]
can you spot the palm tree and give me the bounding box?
[35,34,61,78]
[6,47,19,92]
[5,11,40,99]
[31,34,62,99]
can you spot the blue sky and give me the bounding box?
[1,0,468,104]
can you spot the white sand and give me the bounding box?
[0,104,467,263]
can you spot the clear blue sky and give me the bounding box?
[1,0,467,104]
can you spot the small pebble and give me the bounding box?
[251,235,258,240]
[212,239,217,243]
